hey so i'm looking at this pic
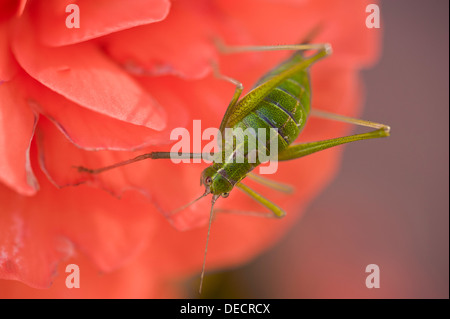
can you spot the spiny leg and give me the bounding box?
[210,60,244,134]
[275,107,390,161]
[211,60,243,102]
[277,128,390,162]
[247,172,294,194]
[215,24,324,54]
[311,109,391,131]
[215,38,332,56]
[214,182,286,219]
[75,152,213,174]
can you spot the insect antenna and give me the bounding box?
[199,194,219,294]
[169,191,210,215]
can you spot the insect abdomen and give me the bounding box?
[212,54,313,188]
[249,53,312,150]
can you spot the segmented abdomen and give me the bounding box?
[239,53,311,150]
[214,53,312,186]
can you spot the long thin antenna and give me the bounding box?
[199,194,219,294]
[169,191,209,216]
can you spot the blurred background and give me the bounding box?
[194,0,449,298]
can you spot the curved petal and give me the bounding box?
[32,0,170,46]
[12,14,167,131]
[102,0,218,79]
[0,76,38,196]
[0,23,18,81]
[36,115,150,192]
[0,251,175,298]
[21,73,188,150]
[0,0,22,22]
[0,146,158,288]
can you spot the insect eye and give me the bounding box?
[205,176,212,186]
[221,192,229,198]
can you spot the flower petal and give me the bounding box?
[0,76,38,196]
[0,147,158,288]
[0,23,18,81]
[12,15,167,131]
[32,0,170,46]
[0,252,175,298]
[0,0,24,22]
[103,0,219,79]
[21,73,187,150]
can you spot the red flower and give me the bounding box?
[0,0,380,297]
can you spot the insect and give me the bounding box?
[76,35,390,293]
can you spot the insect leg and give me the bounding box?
[75,152,213,174]
[311,109,391,131]
[277,127,390,162]
[247,172,294,194]
[216,182,287,218]
[211,60,245,134]
[213,208,276,218]
[211,60,243,100]
[215,38,332,56]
